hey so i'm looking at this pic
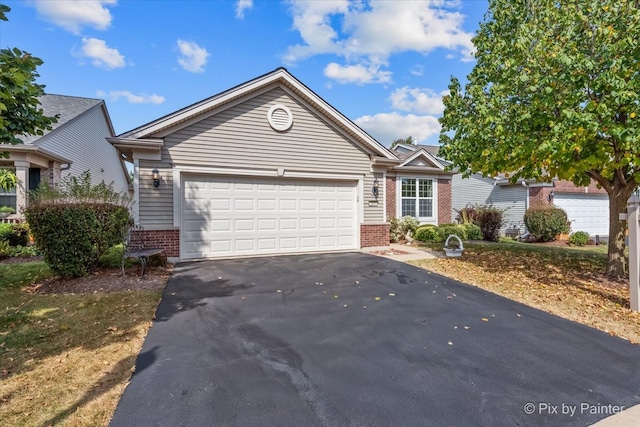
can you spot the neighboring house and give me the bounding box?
[2,94,130,219]
[394,143,610,237]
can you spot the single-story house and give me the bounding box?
[109,68,608,262]
[2,94,131,219]
[393,143,610,237]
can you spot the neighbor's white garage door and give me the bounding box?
[181,175,358,259]
[554,193,609,236]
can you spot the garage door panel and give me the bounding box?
[554,194,609,236]
[182,176,357,259]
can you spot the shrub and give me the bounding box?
[389,216,420,243]
[414,225,442,243]
[0,222,29,246]
[455,204,478,225]
[463,223,483,240]
[25,172,132,278]
[0,240,9,258]
[9,245,38,257]
[99,244,136,268]
[569,231,590,246]
[524,204,570,242]
[437,223,468,242]
[475,205,506,242]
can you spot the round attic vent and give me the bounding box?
[267,104,293,131]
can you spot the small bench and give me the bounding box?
[122,224,166,277]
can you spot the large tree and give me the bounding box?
[390,136,415,148]
[0,4,55,151]
[439,0,640,278]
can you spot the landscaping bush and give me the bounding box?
[25,172,132,278]
[475,205,506,242]
[569,231,590,246]
[455,204,478,225]
[524,204,570,242]
[0,222,29,247]
[9,245,38,257]
[389,215,420,243]
[463,223,483,240]
[414,225,442,243]
[437,223,468,242]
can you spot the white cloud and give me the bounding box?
[284,0,475,68]
[355,112,441,145]
[324,62,391,84]
[33,0,116,34]
[79,37,125,69]
[177,40,210,73]
[99,90,165,104]
[235,0,253,19]
[390,87,448,115]
[410,65,424,76]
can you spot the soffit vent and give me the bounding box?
[267,104,293,131]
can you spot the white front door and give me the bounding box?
[181,175,358,259]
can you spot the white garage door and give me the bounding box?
[181,175,358,259]
[554,193,609,236]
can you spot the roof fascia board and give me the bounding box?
[398,149,444,170]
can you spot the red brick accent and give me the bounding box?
[132,229,180,257]
[386,175,396,220]
[553,179,607,195]
[437,178,452,224]
[529,186,554,206]
[361,223,390,247]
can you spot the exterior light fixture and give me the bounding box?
[152,168,161,188]
[548,189,555,202]
[372,177,380,198]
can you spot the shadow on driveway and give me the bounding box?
[110,252,640,427]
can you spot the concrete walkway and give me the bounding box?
[361,243,440,262]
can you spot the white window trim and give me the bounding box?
[396,175,438,225]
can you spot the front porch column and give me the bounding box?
[14,161,28,214]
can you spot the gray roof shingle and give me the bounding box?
[21,94,102,144]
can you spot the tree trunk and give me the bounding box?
[606,183,635,279]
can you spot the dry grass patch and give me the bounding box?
[411,241,640,343]
[0,261,167,426]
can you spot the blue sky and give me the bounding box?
[1,0,488,146]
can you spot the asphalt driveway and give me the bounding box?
[110,253,640,427]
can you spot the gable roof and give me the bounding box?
[116,68,397,160]
[22,94,108,145]
[394,148,446,172]
[394,143,442,159]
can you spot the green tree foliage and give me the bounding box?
[0,4,57,152]
[25,172,132,278]
[439,0,640,278]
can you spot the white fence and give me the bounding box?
[625,195,640,312]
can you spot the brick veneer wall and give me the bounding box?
[529,186,554,205]
[554,179,607,194]
[386,175,396,220]
[437,178,452,224]
[132,229,180,257]
[361,223,390,247]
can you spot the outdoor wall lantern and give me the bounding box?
[152,168,161,188]
[372,177,380,198]
[548,189,555,202]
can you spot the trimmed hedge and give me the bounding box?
[524,204,570,242]
[463,223,483,240]
[414,225,441,243]
[26,203,131,278]
[569,231,590,246]
[0,222,29,247]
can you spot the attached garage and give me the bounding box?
[554,193,609,236]
[181,175,358,260]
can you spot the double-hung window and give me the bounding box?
[401,178,434,219]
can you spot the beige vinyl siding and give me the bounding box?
[36,105,129,194]
[451,174,527,234]
[137,86,385,228]
[363,172,384,222]
[138,162,173,228]
[164,87,371,173]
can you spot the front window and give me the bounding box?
[401,178,434,219]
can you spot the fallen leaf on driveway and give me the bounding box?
[448,341,453,345]
[389,293,396,297]
[482,318,489,322]
[333,295,339,299]
[374,296,381,301]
